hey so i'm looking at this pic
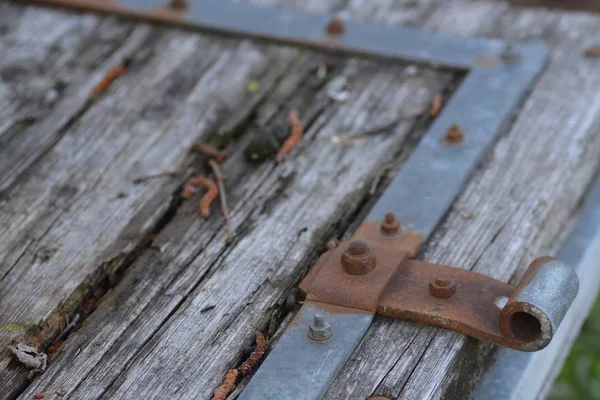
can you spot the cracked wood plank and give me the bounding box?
[325,3,600,399]
[0,2,308,395]
[15,1,452,399]
[0,5,148,192]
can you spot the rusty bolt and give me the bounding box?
[325,17,344,35]
[381,212,400,235]
[444,124,465,144]
[326,239,339,251]
[169,0,187,9]
[308,313,333,341]
[429,277,456,298]
[341,241,376,275]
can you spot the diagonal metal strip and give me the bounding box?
[239,302,373,400]
[368,43,548,237]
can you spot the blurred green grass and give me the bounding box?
[550,297,600,399]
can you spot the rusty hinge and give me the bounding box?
[298,216,578,352]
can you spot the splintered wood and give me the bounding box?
[276,110,303,163]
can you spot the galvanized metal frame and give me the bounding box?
[23,1,554,398]
[474,172,600,400]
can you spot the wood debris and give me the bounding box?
[7,343,47,372]
[584,46,600,58]
[181,175,219,218]
[89,58,131,100]
[240,332,268,376]
[429,92,444,117]
[212,369,238,400]
[33,394,45,399]
[444,124,465,143]
[276,110,303,163]
[209,160,233,243]
[190,143,226,163]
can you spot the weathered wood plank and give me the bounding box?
[0,8,308,396]
[14,2,453,399]
[326,4,600,399]
[5,1,600,400]
[0,5,147,192]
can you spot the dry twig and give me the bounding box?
[209,159,233,243]
[191,143,226,163]
[276,110,303,163]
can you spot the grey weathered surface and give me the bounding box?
[1,1,599,400]
[326,4,600,399]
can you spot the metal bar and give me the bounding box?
[29,0,505,69]
[368,42,549,237]
[238,302,373,400]
[473,173,600,400]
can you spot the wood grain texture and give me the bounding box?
[13,1,451,398]
[326,3,600,399]
[3,1,600,400]
[0,2,308,395]
[0,5,148,192]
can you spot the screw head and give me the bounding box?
[381,212,400,235]
[341,241,376,275]
[429,278,456,298]
[308,313,333,341]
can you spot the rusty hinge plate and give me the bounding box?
[299,223,578,352]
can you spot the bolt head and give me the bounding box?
[429,278,456,298]
[325,17,344,35]
[308,314,333,341]
[341,241,376,275]
[381,212,400,235]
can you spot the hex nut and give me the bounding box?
[429,278,456,298]
[341,241,376,275]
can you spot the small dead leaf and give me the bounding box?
[7,343,47,371]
